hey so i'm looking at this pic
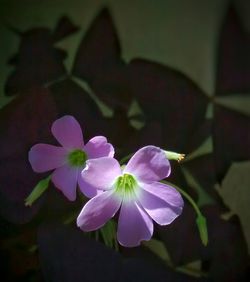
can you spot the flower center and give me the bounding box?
[115,173,138,198]
[68,149,87,167]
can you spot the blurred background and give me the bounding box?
[0,0,249,281]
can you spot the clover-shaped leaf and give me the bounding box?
[0,87,56,223]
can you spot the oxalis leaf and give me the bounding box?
[99,219,118,250]
[162,180,208,246]
[216,161,250,253]
[25,175,50,207]
[196,214,208,246]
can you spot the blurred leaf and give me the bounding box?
[72,8,124,84]
[100,219,118,249]
[100,108,137,159]
[183,155,224,207]
[38,222,202,282]
[213,105,250,181]
[38,222,122,282]
[143,239,171,263]
[158,204,249,281]
[211,4,250,183]
[217,161,250,253]
[4,26,67,96]
[158,203,203,265]
[62,209,80,225]
[203,207,249,282]
[216,4,250,95]
[89,65,133,110]
[52,16,79,42]
[129,59,208,152]
[185,136,213,162]
[0,222,41,281]
[0,87,56,223]
[181,167,214,207]
[120,257,204,282]
[72,77,113,117]
[25,176,51,207]
[52,16,80,73]
[176,261,203,278]
[205,102,213,119]
[215,95,250,116]
[196,214,208,246]
[49,78,105,140]
[163,180,209,247]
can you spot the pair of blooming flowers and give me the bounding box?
[29,115,184,247]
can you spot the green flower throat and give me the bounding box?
[115,173,138,197]
[68,149,87,167]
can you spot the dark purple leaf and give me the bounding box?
[129,59,208,152]
[0,87,57,223]
[0,161,46,224]
[100,109,137,159]
[120,258,206,282]
[213,105,250,181]
[73,8,124,84]
[38,223,122,282]
[91,65,133,110]
[0,222,41,281]
[158,204,249,281]
[120,242,209,281]
[39,185,82,224]
[182,155,224,205]
[5,27,67,96]
[38,223,207,282]
[185,121,212,153]
[128,119,212,201]
[53,16,79,42]
[158,203,203,265]
[216,5,250,95]
[125,122,163,156]
[49,78,105,141]
[201,206,249,282]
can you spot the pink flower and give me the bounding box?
[77,146,183,247]
[28,115,114,201]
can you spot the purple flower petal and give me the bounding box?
[52,165,78,201]
[28,144,67,172]
[84,136,114,159]
[138,182,183,225]
[51,115,84,149]
[77,190,121,231]
[82,157,122,190]
[78,173,103,198]
[117,201,153,247]
[124,146,170,182]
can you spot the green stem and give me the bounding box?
[162,180,201,217]
[162,180,208,246]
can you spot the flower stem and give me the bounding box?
[168,182,201,216]
[162,180,208,246]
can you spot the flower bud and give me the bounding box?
[164,150,185,162]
